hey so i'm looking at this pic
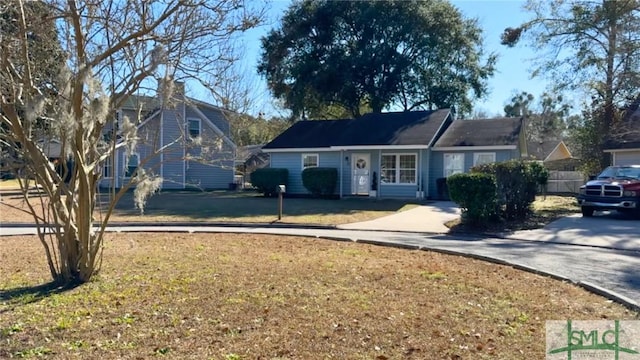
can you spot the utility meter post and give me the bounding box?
[277,184,286,220]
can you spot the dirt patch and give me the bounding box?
[1,233,636,359]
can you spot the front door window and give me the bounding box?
[352,154,370,195]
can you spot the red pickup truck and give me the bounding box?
[577,165,640,217]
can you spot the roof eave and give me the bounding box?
[432,145,517,151]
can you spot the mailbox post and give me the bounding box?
[277,184,286,220]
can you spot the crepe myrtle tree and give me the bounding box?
[0,0,264,285]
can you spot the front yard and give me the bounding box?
[1,233,637,359]
[0,189,419,225]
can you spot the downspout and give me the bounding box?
[425,148,431,199]
[377,149,381,198]
[418,150,422,199]
[339,149,343,199]
[182,104,186,189]
[160,111,164,190]
[115,146,119,189]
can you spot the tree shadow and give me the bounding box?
[0,281,81,313]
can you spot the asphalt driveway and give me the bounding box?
[507,211,640,251]
[339,202,640,252]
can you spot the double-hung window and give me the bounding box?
[124,153,139,178]
[381,154,417,184]
[302,154,318,170]
[103,156,113,178]
[473,152,496,166]
[444,153,464,177]
[187,118,201,139]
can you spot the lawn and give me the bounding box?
[1,233,637,359]
[0,190,419,225]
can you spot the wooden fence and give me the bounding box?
[545,170,585,194]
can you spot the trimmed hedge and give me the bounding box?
[472,160,549,220]
[302,167,338,197]
[250,168,288,197]
[447,172,497,224]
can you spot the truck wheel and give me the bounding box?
[581,206,595,217]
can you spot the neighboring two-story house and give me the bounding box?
[99,83,236,190]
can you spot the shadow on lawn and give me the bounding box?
[99,190,422,220]
[0,281,81,312]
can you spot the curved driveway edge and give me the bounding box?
[2,224,639,313]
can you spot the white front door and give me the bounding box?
[352,153,370,195]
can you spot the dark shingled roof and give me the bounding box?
[433,117,523,148]
[263,109,452,149]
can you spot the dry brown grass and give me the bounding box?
[1,233,637,359]
[0,191,418,225]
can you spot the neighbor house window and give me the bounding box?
[473,152,496,166]
[302,153,318,170]
[444,153,464,177]
[124,153,139,178]
[381,154,417,184]
[187,118,201,138]
[103,156,113,178]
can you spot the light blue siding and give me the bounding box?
[379,184,417,198]
[273,149,430,198]
[99,92,234,190]
[428,149,521,199]
[184,105,234,189]
[270,152,342,194]
[160,105,187,189]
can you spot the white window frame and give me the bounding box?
[103,155,113,178]
[380,153,417,185]
[123,153,140,178]
[187,118,201,139]
[444,153,464,177]
[301,153,319,170]
[473,152,496,166]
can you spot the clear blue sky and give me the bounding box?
[215,0,551,117]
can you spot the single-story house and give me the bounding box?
[99,83,236,190]
[235,144,270,186]
[527,140,578,170]
[262,110,526,199]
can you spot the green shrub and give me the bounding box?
[472,160,548,220]
[302,167,338,197]
[250,168,288,197]
[447,173,497,225]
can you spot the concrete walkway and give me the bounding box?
[338,201,460,233]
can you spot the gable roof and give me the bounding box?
[527,140,573,162]
[433,117,523,148]
[263,109,452,150]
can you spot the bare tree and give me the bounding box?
[0,0,264,284]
